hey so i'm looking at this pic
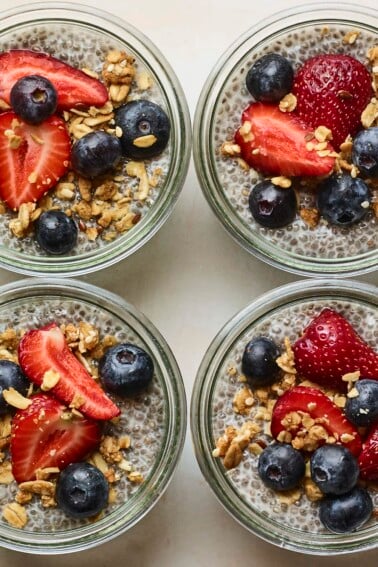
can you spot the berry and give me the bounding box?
[56,462,108,519]
[10,75,57,125]
[0,111,70,210]
[246,54,294,103]
[248,181,297,228]
[10,394,101,483]
[292,308,378,391]
[293,54,372,149]
[115,100,170,159]
[352,127,378,178]
[310,444,359,496]
[71,131,122,178]
[319,487,373,533]
[316,174,371,227]
[35,210,78,255]
[99,343,154,396]
[241,337,281,387]
[0,361,29,415]
[271,386,362,456]
[234,102,335,177]
[358,423,378,481]
[18,323,120,421]
[0,49,108,110]
[257,443,305,491]
[344,379,378,427]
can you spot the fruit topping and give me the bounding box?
[248,180,297,228]
[344,379,378,428]
[0,111,71,210]
[245,53,294,103]
[10,75,58,125]
[352,127,378,177]
[18,323,120,421]
[35,210,78,255]
[319,487,373,533]
[234,102,336,176]
[115,100,170,159]
[0,361,29,416]
[292,54,372,149]
[71,130,122,178]
[310,444,359,495]
[358,423,378,481]
[241,336,281,387]
[292,308,378,391]
[10,393,101,483]
[56,462,109,519]
[99,343,154,396]
[257,443,305,491]
[0,50,108,110]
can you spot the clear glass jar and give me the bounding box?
[191,279,377,554]
[0,277,186,553]
[193,3,377,277]
[0,2,191,277]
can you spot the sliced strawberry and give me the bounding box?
[10,393,101,483]
[234,102,335,177]
[0,111,70,210]
[293,308,378,391]
[293,54,372,149]
[0,50,108,110]
[358,423,378,481]
[271,385,362,456]
[18,323,120,421]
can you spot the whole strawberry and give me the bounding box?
[293,54,372,149]
[293,308,378,391]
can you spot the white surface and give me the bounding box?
[0,0,377,565]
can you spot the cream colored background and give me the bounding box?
[0,0,377,565]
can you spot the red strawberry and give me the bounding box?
[358,423,378,481]
[0,111,70,210]
[271,385,362,456]
[18,323,120,421]
[0,50,108,110]
[10,393,101,483]
[293,54,372,149]
[234,102,335,177]
[293,308,378,391]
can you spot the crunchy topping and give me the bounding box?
[0,461,14,484]
[2,502,28,528]
[271,176,292,189]
[279,93,297,113]
[303,478,323,502]
[232,386,254,415]
[342,30,360,45]
[238,120,254,143]
[276,487,302,505]
[213,421,261,470]
[276,338,296,375]
[126,161,150,201]
[221,141,241,157]
[133,134,157,148]
[9,202,38,239]
[299,207,320,228]
[41,369,61,391]
[2,388,32,410]
[314,126,333,143]
[361,98,378,128]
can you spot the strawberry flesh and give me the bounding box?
[10,393,101,483]
[0,50,108,110]
[271,385,362,456]
[18,323,120,421]
[234,102,335,177]
[358,423,378,481]
[293,308,378,391]
[0,111,70,210]
[293,54,372,149]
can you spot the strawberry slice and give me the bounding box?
[271,385,362,456]
[0,111,70,210]
[10,393,101,483]
[18,323,120,421]
[358,423,378,481]
[293,308,378,391]
[293,54,372,149]
[234,102,335,177]
[0,50,108,110]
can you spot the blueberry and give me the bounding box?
[0,361,29,415]
[246,54,294,103]
[10,75,57,124]
[310,444,359,496]
[99,343,154,396]
[352,127,378,177]
[316,174,371,227]
[115,100,170,159]
[241,337,281,387]
[258,443,305,491]
[71,131,122,178]
[35,210,78,255]
[249,181,297,228]
[56,462,109,519]
[319,487,373,533]
[344,379,378,427]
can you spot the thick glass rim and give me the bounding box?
[0,277,187,554]
[0,2,191,277]
[193,2,378,278]
[191,278,378,555]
